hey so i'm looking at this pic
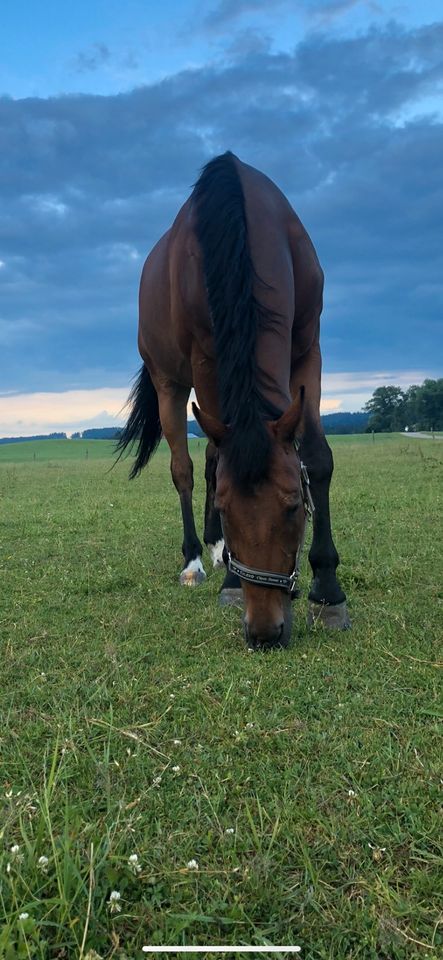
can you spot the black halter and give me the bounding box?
[223,450,315,597]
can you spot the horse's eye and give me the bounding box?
[285,502,300,515]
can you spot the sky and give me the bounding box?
[0,0,442,436]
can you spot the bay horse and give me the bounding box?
[117,152,350,648]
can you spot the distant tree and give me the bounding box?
[82,428,122,440]
[0,432,67,445]
[321,412,369,435]
[187,418,205,438]
[403,384,421,429]
[364,386,406,432]
[413,378,443,431]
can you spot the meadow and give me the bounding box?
[0,435,441,959]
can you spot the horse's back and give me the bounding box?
[138,154,323,386]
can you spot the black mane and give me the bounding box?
[192,151,281,489]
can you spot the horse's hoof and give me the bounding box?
[307,600,351,630]
[180,559,207,587]
[219,588,243,608]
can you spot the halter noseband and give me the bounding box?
[223,447,315,598]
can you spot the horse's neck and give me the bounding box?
[256,322,293,414]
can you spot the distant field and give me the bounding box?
[0,431,428,463]
[0,434,442,958]
[0,437,206,463]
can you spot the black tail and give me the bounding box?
[115,365,162,478]
[192,151,281,490]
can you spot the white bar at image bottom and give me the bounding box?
[142,948,301,954]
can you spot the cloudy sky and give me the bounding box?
[0,0,442,436]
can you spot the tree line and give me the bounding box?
[364,378,443,433]
[1,380,441,445]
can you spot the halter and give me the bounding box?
[223,445,315,598]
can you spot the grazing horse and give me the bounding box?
[117,152,350,648]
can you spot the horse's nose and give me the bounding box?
[246,621,285,650]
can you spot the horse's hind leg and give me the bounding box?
[302,425,350,628]
[203,442,224,568]
[291,347,350,629]
[157,383,206,586]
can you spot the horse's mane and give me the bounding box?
[192,151,281,490]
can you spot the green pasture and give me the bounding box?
[0,435,442,958]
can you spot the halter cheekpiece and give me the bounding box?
[224,443,314,597]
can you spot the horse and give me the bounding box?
[117,151,350,648]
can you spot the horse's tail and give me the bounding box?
[115,365,162,478]
[192,151,278,489]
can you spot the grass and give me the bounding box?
[0,434,442,959]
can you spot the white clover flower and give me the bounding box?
[246,722,254,729]
[173,739,181,745]
[128,853,142,875]
[225,828,234,835]
[172,765,181,774]
[19,913,29,920]
[169,694,175,699]
[10,845,23,863]
[348,789,356,798]
[186,859,199,870]
[108,890,122,913]
[37,855,49,873]
[152,776,162,788]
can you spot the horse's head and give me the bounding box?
[194,395,306,649]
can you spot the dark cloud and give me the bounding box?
[306,0,379,26]
[201,0,377,31]
[0,21,442,395]
[72,43,111,73]
[202,0,292,30]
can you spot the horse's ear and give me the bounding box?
[272,387,304,443]
[192,403,227,446]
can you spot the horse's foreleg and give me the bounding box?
[203,442,224,568]
[291,349,350,629]
[158,385,206,587]
[191,353,241,605]
[202,440,242,606]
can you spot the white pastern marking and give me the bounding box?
[185,557,205,575]
[208,539,225,569]
[180,556,206,586]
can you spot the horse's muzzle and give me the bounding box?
[245,619,290,651]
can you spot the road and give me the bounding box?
[404,432,443,440]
